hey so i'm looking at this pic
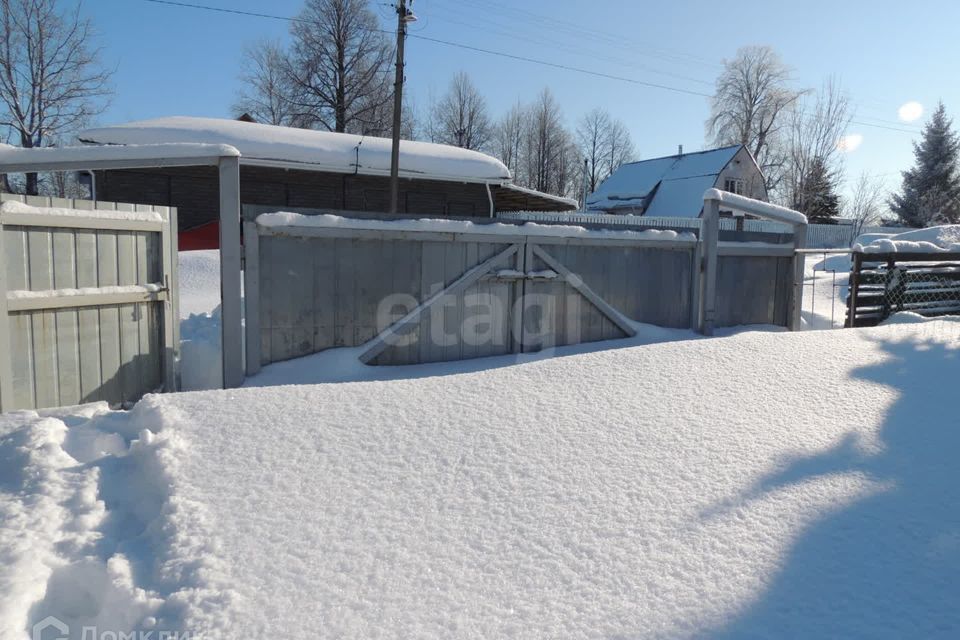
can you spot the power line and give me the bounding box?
[140,0,924,135]
[141,0,712,98]
[408,34,714,98]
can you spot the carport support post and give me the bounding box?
[219,155,244,388]
[789,222,808,331]
[700,197,720,335]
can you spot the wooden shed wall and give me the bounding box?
[94,166,493,230]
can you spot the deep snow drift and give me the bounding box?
[2,318,958,638]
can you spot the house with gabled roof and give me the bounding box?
[586,144,767,218]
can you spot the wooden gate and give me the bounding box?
[244,220,698,372]
[0,195,179,411]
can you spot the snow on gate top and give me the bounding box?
[256,211,698,242]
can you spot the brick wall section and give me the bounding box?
[95,166,492,230]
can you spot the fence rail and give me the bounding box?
[498,211,905,249]
[0,194,179,411]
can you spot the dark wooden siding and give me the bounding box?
[94,166,493,230]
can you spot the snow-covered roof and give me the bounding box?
[78,116,511,184]
[496,183,578,209]
[0,141,239,172]
[587,145,742,217]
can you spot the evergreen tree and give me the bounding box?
[796,156,841,223]
[890,102,960,227]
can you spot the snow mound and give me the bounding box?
[7,320,960,637]
[0,402,236,638]
[855,224,960,253]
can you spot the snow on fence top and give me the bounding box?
[703,188,808,226]
[0,199,164,222]
[256,212,698,242]
[854,225,960,254]
[79,116,511,183]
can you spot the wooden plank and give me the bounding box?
[30,310,59,408]
[54,309,81,406]
[51,229,77,290]
[74,231,98,287]
[98,306,122,406]
[118,303,142,405]
[310,237,337,357]
[360,243,520,364]
[328,238,351,351]
[3,226,27,290]
[116,231,137,286]
[533,245,636,339]
[418,241,446,363]
[97,231,119,287]
[379,238,422,365]
[77,308,102,403]
[0,218,13,411]
[9,312,35,409]
[0,212,164,232]
[7,289,168,312]
[440,241,466,361]
[243,221,262,375]
[27,228,53,290]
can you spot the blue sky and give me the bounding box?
[86,0,960,197]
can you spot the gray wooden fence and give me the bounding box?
[0,195,179,411]
[243,202,803,371]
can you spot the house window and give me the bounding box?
[724,178,745,195]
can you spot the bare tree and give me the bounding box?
[431,71,491,150]
[492,101,525,180]
[576,108,610,193]
[577,108,635,194]
[0,0,112,194]
[844,172,887,236]
[285,0,393,134]
[233,39,308,127]
[783,78,851,211]
[522,88,571,196]
[706,45,802,193]
[605,119,635,178]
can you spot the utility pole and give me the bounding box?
[389,0,416,214]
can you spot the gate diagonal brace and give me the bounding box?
[359,243,522,364]
[531,245,638,339]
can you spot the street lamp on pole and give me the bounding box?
[389,0,416,214]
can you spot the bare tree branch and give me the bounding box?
[0,0,112,194]
[706,45,802,194]
[431,71,491,151]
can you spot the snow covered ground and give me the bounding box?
[2,314,958,638]
[177,250,224,391]
[802,252,852,330]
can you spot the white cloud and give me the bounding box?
[898,101,924,123]
[838,133,864,153]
